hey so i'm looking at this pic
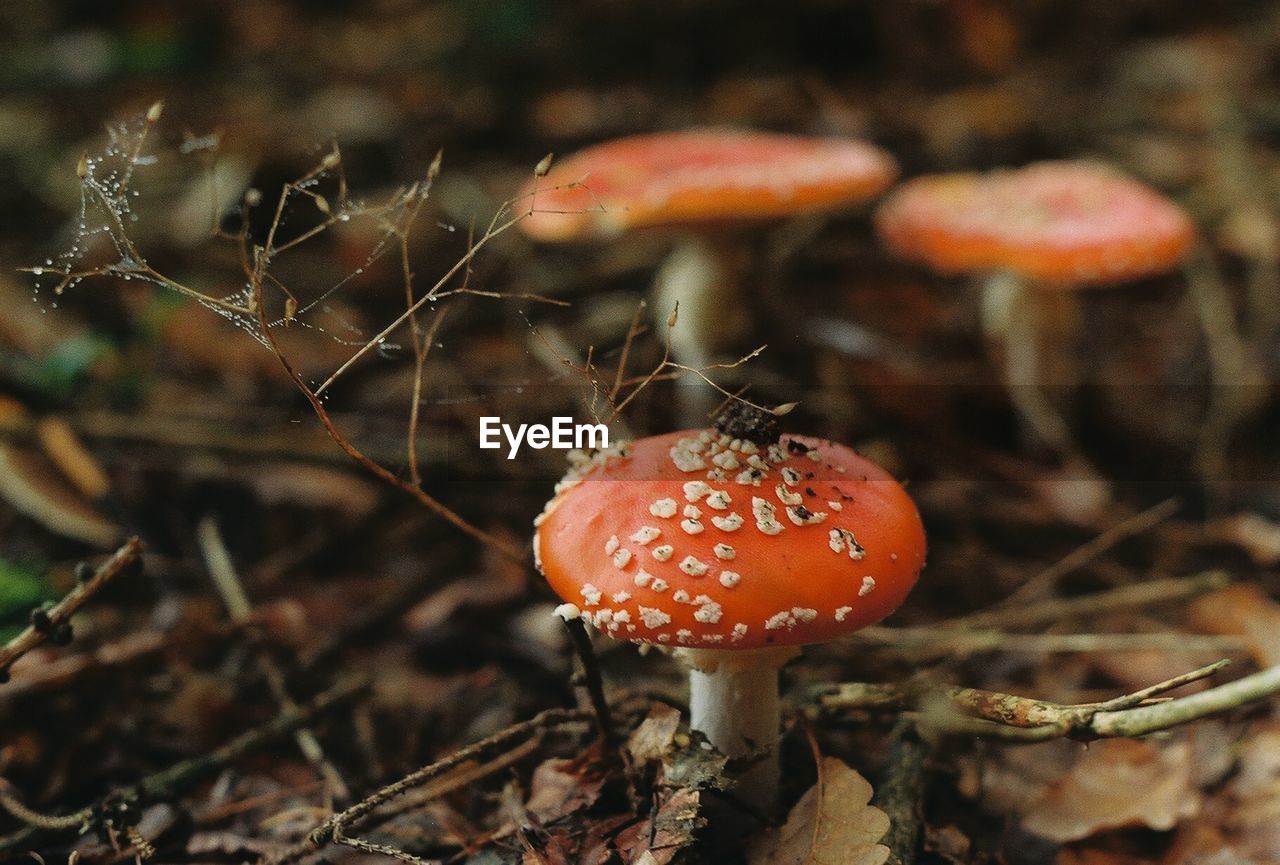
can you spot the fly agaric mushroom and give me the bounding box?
[520,130,897,390]
[875,161,1195,466]
[533,413,926,808]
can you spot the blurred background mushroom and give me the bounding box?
[520,129,897,420]
[875,161,1196,509]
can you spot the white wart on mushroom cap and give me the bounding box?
[534,429,926,650]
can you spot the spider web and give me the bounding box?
[27,107,433,362]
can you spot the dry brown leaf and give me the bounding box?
[1021,739,1199,843]
[1186,584,1280,667]
[1160,822,1243,865]
[1229,721,1280,798]
[614,786,703,865]
[34,416,111,499]
[627,704,681,763]
[979,740,1085,816]
[663,731,729,790]
[747,757,889,865]
[1209,720,1280,863]
[0,441,117,546]
[1155,721,1280,865]
[525,754,607,823]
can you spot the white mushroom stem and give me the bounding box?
[980,270,1110,520]
[652,236,748,421]
[675,646,800,810]
[980,270,1083,458]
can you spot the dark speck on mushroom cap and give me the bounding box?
[534,429,926,650]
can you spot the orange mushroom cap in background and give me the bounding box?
[520,129,899,243]
[874,161,1196,286]
[534,429,926,651]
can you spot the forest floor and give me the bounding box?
[3,2,1280,864]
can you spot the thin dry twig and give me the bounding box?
[531,295,779,436]
[610,299,649,402]
[359,737,541,827]
[562,617,618,751]
[855,626,1244,661]
[396,151,444,487]
[1089,663,1280,737]
[944,569,1229,631]
[405,307,448,487]
[998,497,1181,607]
[310,197,532,398]
[525,319,632,437]
[264,707,590,865]
[0,537,142,677]
[233,152,543,561]
[248,261,524,562]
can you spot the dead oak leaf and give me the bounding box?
[1186,584,1280,668]
[1021,739,1199,843]
[747,757,889,865]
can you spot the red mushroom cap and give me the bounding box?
[875,161,1196,286]
[534,430,926,650]
[520,129,898,242]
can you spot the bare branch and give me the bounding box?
[265,708,590,865]
[0,537,142,676]
[250,280,526,562]
[818,659,1280,742]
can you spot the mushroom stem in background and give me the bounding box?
[979,270,1080,457]
[981,271,1112,519]
[652,235,748,420]
[680,646,799,808]
[519,130,898,422]
[653,235,739,371]
[876,162,1196,495]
